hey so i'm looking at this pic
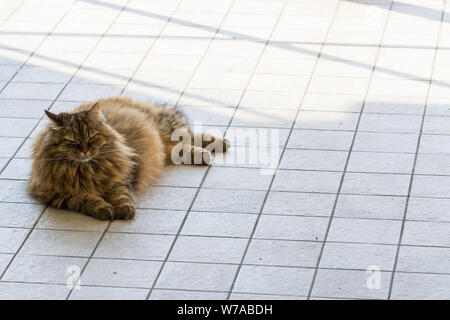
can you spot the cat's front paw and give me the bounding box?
[115,203,136,220]
[91,205,114,221]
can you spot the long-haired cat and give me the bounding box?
[27,96,229,220]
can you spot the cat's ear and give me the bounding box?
[44,110,62,125]
[87,102,100,118]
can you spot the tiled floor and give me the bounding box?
[0,0,449,300]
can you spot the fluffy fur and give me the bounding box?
[27,96,228,220]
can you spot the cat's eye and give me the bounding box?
[64,139,78,145]
[88,134,98,143]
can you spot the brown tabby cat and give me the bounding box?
[27,96,229,220]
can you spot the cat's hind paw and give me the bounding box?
[222,138,230,152]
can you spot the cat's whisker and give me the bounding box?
[36,157,79,161]
[33,150,121,161]
[97,149,122,154]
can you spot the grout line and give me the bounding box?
[0,279,385,300]
[0,94,445,118]
[387,0,447,300]
[3,226,450,248]
[225,0,344,300]
[37,190,450,201]
[12,168,450,181]
[0,169,426,181]
[12,247,450,267]
[0,108,442,118]
[3,225,450,246]
[3,257,450,287]
[2,73,445,82]
[4,101,450,122]
[2,260,449,291]
[0,128,428,136]
[306,1,396,300]
[15,145,450,157]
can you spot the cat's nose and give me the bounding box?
[81,144,88,155]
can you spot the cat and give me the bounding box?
[27,96,229,220]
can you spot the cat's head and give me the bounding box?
[43,103,114,162]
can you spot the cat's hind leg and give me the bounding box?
[166,140,212,165]
[131,125,166,194]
